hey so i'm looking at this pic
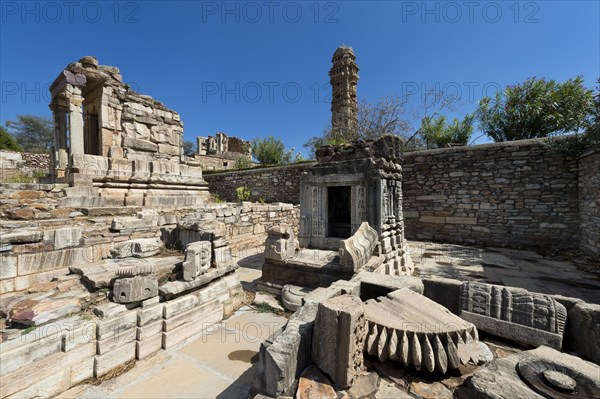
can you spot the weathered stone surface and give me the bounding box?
[9,297,80,326]
[94,342,136,378]
[312,294,366,389]
[260,302,319,397]
[410,381,453,399]
[347,372,380,399]
[295,365,337,399]
[113,275,159,303]
[352,271,423,299]
[375,380,412,399]
[566,302,600,364]
[182,241,211,281]
[339,222,378,273]
[0,229,43,244]
[458,346,600,399]
[50,227,82,249]
[264,223,297,261]
[422,277,462,314]
[459,281,567,349]
[281,284,310,312]
[159,263,238,299]
[110,237,162,258]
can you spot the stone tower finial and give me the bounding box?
[329,46,359,137]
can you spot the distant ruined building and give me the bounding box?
[329,46,359,137]
[195,132,252,171]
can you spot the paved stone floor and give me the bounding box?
[407,240,600,304]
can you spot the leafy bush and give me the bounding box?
[476,76,594,142]
[0,126,22,151]
[234,156,253,169]
[419,114,474,148]
[236,186,251,202]
[252,136,303,165]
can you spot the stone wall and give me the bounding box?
[0,184,299,295]
[194,153,249,171]
[204,162,316,204]
[402,139,580,251]
[579,149,600,259]
[0,152,50,181]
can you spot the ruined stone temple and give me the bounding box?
[0,50,599,399]
[330,46,359,135]
[194,131,252,170]
[49,56,209,207]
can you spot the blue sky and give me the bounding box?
[1,1,598,156]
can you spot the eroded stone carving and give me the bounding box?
[459,282,567,349]
[182,241,212,281]
[339,222,378,272]
[113,275,158,303]
[364,288,482,373]
[264,223,296,261]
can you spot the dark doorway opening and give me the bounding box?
[84,112,100,155]
[328,186,351,238]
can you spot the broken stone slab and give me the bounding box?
[312,294,366,389]
[457,346,600,399]
[364,288,480,373]
[410,381,453,399]
[565,302,600,364]
[9,297,81,326]
[113,275,159,303]
[459,281,567,349]
[339,222,378,273]
[182,241,211,281]
[110,237,162,259]
[0,229,43,244]
[260,302,319,397]
[159,263,238,299]
[347,372,380,399]
[295,365,337,399]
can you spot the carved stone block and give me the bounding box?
[182,241,212,281]
[339,222,378,272]
[264,223,296,261]
[312,294,366,389]
[113,275,158,303]
[459,282,567,349]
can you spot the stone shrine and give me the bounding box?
[48,56,209,208]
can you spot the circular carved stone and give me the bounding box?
[543,370,576,392]
[115,259,154,277]
[517,357,600,399]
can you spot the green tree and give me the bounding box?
[476,76,594,142]
[420,114,474,149]
[0,126,23,151]
[182,140,195,156]
[252,136,303,165]
[6,115,53,153]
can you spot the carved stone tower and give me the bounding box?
[329,46,359,136]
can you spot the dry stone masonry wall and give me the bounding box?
[402,139,581,251]
[579,149,600,260]
[204,162,316,204]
